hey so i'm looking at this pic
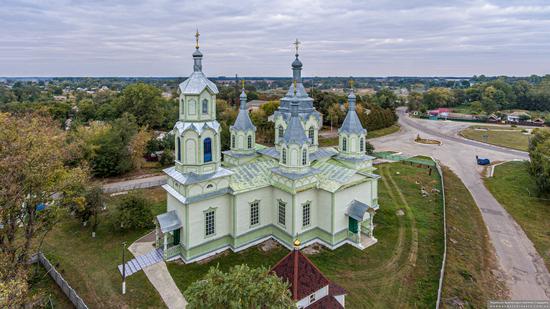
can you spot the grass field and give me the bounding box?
[484,161,550,270]
[42,187,167,308]
[459,125,532,151]
[28,264,73,308]
[167,162,444,307]
[318,124,400,146]
[441,167,507,307]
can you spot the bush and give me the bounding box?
[159,150,174,166]
[115,193,154,230]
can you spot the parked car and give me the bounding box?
[476,155,490,165]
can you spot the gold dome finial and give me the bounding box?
[195,28,200,49]
[349,78,354,89]
[293,239,301,248]
[241,79,245,90]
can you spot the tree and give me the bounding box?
[406,92,423,111]
[0,112,88,306]
[185,264,294,309]
[373,88,399,109]
[528,129,550,196]
[115,193,154,230]
[422,87,455,109]
[327,103,344,129]
[116,83,164,128]
[128,128,152,170]
[73,185,104,237]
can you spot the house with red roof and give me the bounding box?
[271,240,347,308]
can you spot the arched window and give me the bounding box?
[278,126,284,138]
[343,137,347,151]
[302,148,307,165]
[247,135,252,149]
[177,137,181,161]
[282,148,287,164]
[360,137,365,152]
[202,99,208,114]
[308,127,314,141]
[203,138,212,162]
[231,135,235,148]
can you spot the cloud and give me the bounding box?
[0,0,549,76]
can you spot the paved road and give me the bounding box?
[371,109,550,300]
[102,175,167,193]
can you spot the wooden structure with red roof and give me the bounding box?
[271,240,346,308]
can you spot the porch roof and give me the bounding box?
[346,200,373,221]
[156,210,182,233]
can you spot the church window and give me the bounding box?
[231,135,235,148]
[177,137,181,161]
[203,138,212,162]
[247,135,252,149]
[250,201,259,226]
[302,202,311,227]
[360,137,365,152]
[205,210,215,237]
[309,293,316,304]
[282,148,287,164]
[202,99,208,114]
[278,125,284,138]
[278,201,286,226]
[308,127,314,141]
[343,137,347,151]
[302,148,307,165]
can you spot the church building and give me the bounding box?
[155,34,380,263]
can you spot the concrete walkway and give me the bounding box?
[129,232,187,309]
[370,109,550,300]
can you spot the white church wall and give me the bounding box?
[234,187,273,236]
[316,190,332,233]
[272,188,293,235]
[334,179,373,232]
[186,194,231,248]
[295,189,317,232]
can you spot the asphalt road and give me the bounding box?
[371,109,550,300]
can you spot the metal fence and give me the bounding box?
[30,252,88,309]
[433,159,447,309]
[373,151,437,167]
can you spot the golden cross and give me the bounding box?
[241,79,245,89]
[349,79,354,89]
[293,38,300,54]
[195,28,200,49]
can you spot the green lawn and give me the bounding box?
[167,162,444,308]
[42,187,167,309]
[484,161,550,270]
[442,167,507,307]
[28,264,73,308]
[459,125,532,151]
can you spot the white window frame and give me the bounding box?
[302,148,307,165]
[278,200,286,226]
[204,209,216,237]
[250,201,260,227]
[282,148,287,164]
[309,293,316,304]
[247,135,252,149]
[360,137,364,152]
[302,202,311,228]
[343,137,347,151]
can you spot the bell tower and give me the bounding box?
[174,30,222,175]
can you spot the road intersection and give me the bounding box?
[370,109,550,300]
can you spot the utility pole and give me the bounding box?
[122,241,127,295]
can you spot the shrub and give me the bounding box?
[115,193,154,230]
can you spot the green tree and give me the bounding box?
[117,83,164,128]
[185,264,294,309]
[0,112,88,306]
[115,193,154,230]
[422,87,455,109]
[374,88,399,109]
[528,129,550,196]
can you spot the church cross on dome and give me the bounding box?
[293,38,300,55]
[195,29,200,49]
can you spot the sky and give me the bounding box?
[1,0,550,77]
